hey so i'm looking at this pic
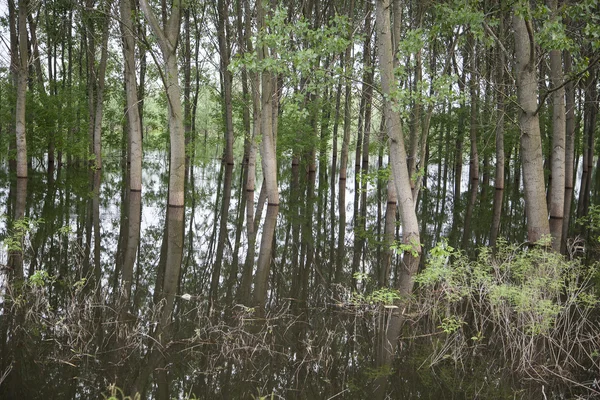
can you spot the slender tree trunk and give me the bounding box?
[462,36,479,249]
[91,1,112,169]
[121,0,143,191]
[183,7,192,177]
[375,0,422,366]
[561,51,575,253]
[513,10,550,243]
[490,12,506,248]
[217,0,235,165]
[577,67,597,220]
[252,0,280,308]
[209,163,233,305]
[15,0,28,179]
[338,0,355,198]
[140,0,185,207]
[545,0,566,251]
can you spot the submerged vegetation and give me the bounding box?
[2,206,600,398]
[414,239,600,393]
[2,0,600,398]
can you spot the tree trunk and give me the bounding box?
[140,0,185,208]
[462,36,479,249]
[251,0,280,308]
[339,0,355,183]
[561,51,575,253]
[121,0,143,192]
[490,11,506,248]
[15,0,28,179]
[375,0,422,364]
[217,0,235,165]
[547,0,566,251]
[91,1,112,170]
[513,10,550,243]
[577,67,597,220]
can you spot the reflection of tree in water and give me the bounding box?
[1,276,383,398]
[4,258,599,399]
[1,156,599,399]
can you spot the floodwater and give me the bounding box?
[0,149,595,399]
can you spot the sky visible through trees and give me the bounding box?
[1,0,600,398]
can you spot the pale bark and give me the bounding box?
[548,49,565,250]
[138,0,185,338]
[339,0,355,184]
[561,51,575,253]
[139,0,185,208]
[462,36,479,249]
[255,0,279,205]
[376,0,422,364]
[217,0,235,165]
[545,0,565,251]
[91,1,112,170]
[15,0,28,179]
[513,11,550,243]
[183,8,192,176]
[120,0,143,191]
[337,0,354,281]
[251,0,280,307]
[237,0,257,304]
[490,13,506,248]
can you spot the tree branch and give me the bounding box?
[535,55,600,115]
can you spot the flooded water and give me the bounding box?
[0,149,596,399]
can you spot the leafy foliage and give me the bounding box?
[414,238,600,383]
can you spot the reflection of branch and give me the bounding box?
[535,56,600,115]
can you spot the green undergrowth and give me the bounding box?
[413,237,600,395]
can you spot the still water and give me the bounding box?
[0,150,592,399]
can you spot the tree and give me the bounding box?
[547,0,566,251]
[375,0,422,364]
[512,5,549,244]
[139,0,185,208]
[251,0,280,309]
[490,7,506,248]
[119,0,143,306]
[13,0,28,179]
[120,0,143,192]
[216,0,235,165]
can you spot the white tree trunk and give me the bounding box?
[120,0,143,192]
[513,12,550,243]
[15,0,28,179]
[375,0,422,366]
[548,0,565,251]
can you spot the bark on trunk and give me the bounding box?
[15,0,28,179]
[561,51,575,253]
[490,12,506,248]
[462,36,479,249]
[548,46,565,251]
[217,0,235,165]
[375,0,422,365]
[547,0,566,251]
[513,11,550,243]
[91,2,112,170]
[121,0,143,191]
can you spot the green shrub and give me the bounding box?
[414,238,600,386]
